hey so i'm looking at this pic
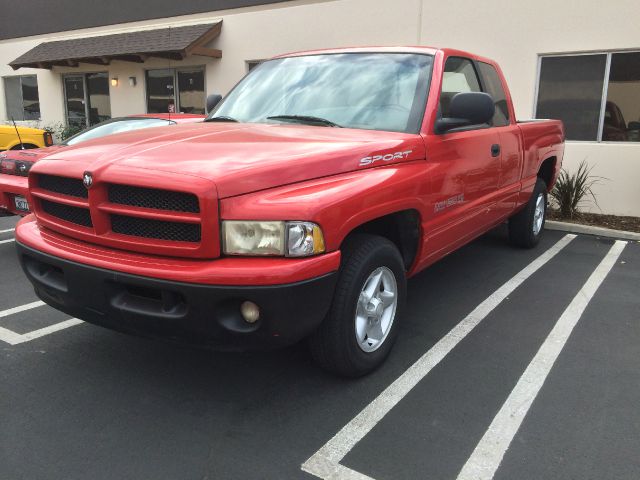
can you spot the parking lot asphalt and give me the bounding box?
[1,214,638,480]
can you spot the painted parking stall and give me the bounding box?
[0,216,83,345]
[1,222,638,479]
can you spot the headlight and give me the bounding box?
[222,220,325,257]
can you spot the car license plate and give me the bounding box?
[14,195,29,212]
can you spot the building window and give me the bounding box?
[605,52,640,142]
[146,67,205,114]
[4,75,40,120]
[63,72,111,128]
[535,51,640,142]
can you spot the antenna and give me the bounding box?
[168,26,172,122]
[11,117,24,150]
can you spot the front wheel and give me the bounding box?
[309,234,406,377]
[508,177,547,248]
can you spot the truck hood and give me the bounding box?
[36,122,425,198]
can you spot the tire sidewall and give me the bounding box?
[528,180,548,246]
[337,239,406,375]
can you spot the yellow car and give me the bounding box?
[0,124,53,150]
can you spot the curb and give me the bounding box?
[545,220,640,241]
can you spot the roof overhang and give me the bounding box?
[9,21,222,70]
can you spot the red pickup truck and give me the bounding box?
[15,47,563,376]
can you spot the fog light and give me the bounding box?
[240,301,260,323]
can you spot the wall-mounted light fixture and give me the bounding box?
[110,77,118,87]
[128,76,137,87]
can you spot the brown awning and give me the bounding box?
[9,21,222,70]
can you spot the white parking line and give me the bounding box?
[18,318,84,343]
[0,227,15,234]
[456,239,627,480]
[0,300,45,318]
[0,238,15,244]
[0,300,84,345]
[302,234,577,479]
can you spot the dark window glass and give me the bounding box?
[439,57,481,118]
[247,61,262,71]
[177,69,205,114]
[603,52,640,142]
[64,75,87,127]
[20,76,40,120]
[478,62,510,126]
[86,72,111,125]
[4,75,40,120]
[536,55,606,141]
[146,69,176,114]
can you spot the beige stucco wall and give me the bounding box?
[1,0,639,215]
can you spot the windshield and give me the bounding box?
[210,53,433,133]
[64,118,174,146]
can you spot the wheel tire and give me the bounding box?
[508,177,547,248]
[309,234,406,377]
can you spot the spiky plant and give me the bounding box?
[550,161,602,219]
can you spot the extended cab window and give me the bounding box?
[477,62,510,126]
[439,57,481,118]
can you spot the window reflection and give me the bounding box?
[214,54,433,133]
[604,52,640,142]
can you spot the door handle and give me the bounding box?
[491,144,501,157]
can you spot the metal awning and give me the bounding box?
[9,21,222,70]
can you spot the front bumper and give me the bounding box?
[16,241,338,349]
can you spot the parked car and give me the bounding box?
[0,114,204,215]
[15,47,564,376]
[0,124,53,151]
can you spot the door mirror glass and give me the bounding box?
[436,92,495,133]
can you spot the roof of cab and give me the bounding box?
[272,45,498,66]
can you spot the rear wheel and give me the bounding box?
[309,234,406,377]
[508,177,547,248]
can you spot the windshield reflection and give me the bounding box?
[211,53,433,133]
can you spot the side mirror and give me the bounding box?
[435,92,495,134]
[206,94,222,114]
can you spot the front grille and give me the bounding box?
[108,184,199,213]
[111,215,201,242]
[41,199,92,227]
[38,174,87,199]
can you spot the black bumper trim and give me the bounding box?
[16,242,338,350]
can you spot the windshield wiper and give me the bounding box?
[205,115,239,123]
[266,115,342,128]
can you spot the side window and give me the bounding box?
[478,62,510,126]
[439,57,481,118]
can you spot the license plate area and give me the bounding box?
[14,195,29,212]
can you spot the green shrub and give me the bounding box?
[550,161,603,219]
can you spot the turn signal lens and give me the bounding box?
[286,222,325,257]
